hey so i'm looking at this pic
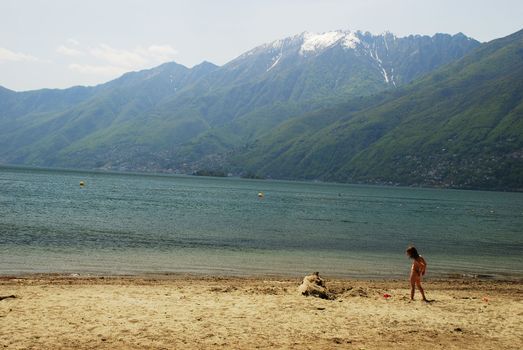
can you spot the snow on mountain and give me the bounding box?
[300,30,361,54]
[224,29,479,87]
[266,51,282,72]
[300,31,345,53]
[238,29,366,63]
[341,31,361,49]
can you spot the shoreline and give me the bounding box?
[1,270,522,282]
[1,274,521,349]
[2,163,522,193]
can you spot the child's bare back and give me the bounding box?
[410,256,426,279]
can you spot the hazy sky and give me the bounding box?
[1,0,522,91]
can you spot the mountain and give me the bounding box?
[0,61,219,167]
[234,29,523,191]
[4,29,516,190]
[0,30,480,175]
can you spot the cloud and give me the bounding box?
[57,45,84,57]
[0,47,39,62]
[90,44,148,69]
[67,38,80,46]
[68,63,126,76]
[63,42,179,78]
[88,44,178,68]
[143,45,178,62]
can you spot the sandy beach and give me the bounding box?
[1,275,521,349]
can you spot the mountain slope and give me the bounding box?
[0,61,218,167]
[236,29,523,190]
[0,30,479,172]
[149,30,480,168]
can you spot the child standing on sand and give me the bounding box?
[406,246,428,302]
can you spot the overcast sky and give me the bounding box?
[1,0,522,91]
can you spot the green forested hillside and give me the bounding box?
[2,29,521,190]
[236,29,523,190]
[0,31,478,173]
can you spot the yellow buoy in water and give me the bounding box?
[79,181,85,187]
[258,192,264,198]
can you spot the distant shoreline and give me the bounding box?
[2,163,521,193]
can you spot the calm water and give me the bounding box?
[1,166,522,279]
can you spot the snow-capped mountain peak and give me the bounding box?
[227,29,479,88]
[299,30,360,54]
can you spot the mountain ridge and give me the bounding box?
[3,29,520,190]
[233,29,523,190]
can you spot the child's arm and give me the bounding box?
[419,256,427,275]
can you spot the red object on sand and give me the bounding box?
[383,293,391,299]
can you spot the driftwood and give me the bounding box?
[0,295,16,301]
[298,272,333,300]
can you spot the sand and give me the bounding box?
[1,275,521,349]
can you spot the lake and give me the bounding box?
[1,165,522,279]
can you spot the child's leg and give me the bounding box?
[410,277,416,300]
[416,280,427,301]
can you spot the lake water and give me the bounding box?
[1,165,522,279]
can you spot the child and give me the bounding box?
[406,246,428,302]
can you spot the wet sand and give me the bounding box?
[1,275,521,349]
